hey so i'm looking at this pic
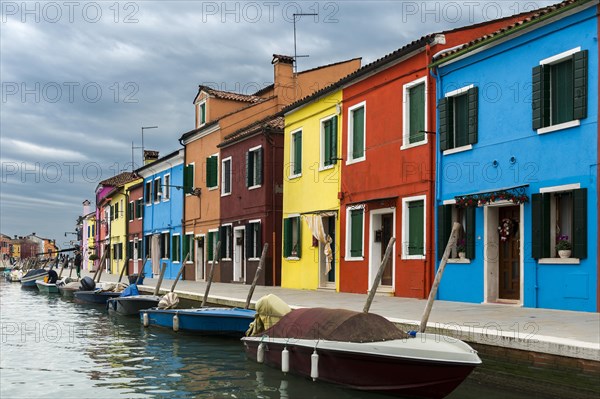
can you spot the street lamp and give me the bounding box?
[141,126,158,164]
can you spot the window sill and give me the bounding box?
[208,186,219,191]
[538,258,580,264]
[400,140,427,150]
[221,192,231,197]
[537,120,580,135]
[288,174,302,180]
[345,256,364,261]
[162,199,170,202]
[447,258,471,264]
[222,258,232,261]
[401,254,426,260]
[248,185,262,190]
[248,257,260,261]
[346,156,366,166]
[286,257,300,261]
[443,144,473,156]
[319,164,335,172]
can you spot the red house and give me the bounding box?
[334,15,540,299]
[126,182,144,276]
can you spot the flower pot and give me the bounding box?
[558,250,571,259]
[458,252,466,260]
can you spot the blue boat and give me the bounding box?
[140,307,256,337]
[21,269,48,288]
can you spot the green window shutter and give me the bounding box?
[352,107,365,158]
[532,65,544,129]
[207,156,218,188]
[573,50,588,120]
[350,210,363,257]
[409,83,425,143]
[551,59,574,125]
[206,157,212,188]
[438,97,452,151]
[531,193,550,259]
[465,206,476,260]
[183,234,189,261]
[408,200,424,255]
[467,87,478,145]
[437,205,452,260]
[200,103,206,124]
[128,202,134,221]
[219,226,227,258]
[572,188,587,259]
[245,224,253,258]
[293,132,302,175]
[324,119,332,166]
[295,218,301,258]
[454,94,469,148]
[207,232,214,261]
[183,165,193,194]
[331,116,338,165]
[245,151,251,187]
[256,148,263,185]
[283,218,292,257]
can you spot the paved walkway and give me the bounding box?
[89,271,600,361]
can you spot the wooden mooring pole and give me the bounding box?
[363,237,396,313]
[245,243,268,309]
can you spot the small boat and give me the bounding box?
[57,281,80,298]
[108,294,162,315]
[7,269,22,282]
[141,307,256,336]
[21,269,48,288]
[242,307,481,399]
[35,280,60,293]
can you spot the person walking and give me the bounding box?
[74,250,82,279]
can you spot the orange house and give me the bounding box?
[180,54,361,282]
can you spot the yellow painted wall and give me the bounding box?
[109,179,141,274]
[86,215,96,271]
[12,243,20,259]
[281,90,342,290]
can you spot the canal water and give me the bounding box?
[1,280,597,399]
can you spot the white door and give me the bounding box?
[133,238,139,274]
[151,234,160,275]
[233,228,244,282]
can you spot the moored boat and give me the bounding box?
[74,288,123,304]
[21,269,48,288]
[141,307,256,336]
[108,295,162,315]
[35,280,60,293]
[242,307,481,399]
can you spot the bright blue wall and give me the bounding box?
[436,6,598,312]
[142,158,184,280]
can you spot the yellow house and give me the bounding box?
[282,90,343,291]
[85,214,96,271]
[108,178,141,274]
[12,242,21,260]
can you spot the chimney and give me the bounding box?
[83,199,91,215]
[272,54,295,107]
[144,150,159,165]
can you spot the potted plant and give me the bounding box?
[88,254,99,261]
[456,238,466,259]
[556,235,572,258]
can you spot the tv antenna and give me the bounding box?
[293,13,318,73]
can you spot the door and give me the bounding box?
[319,216,335,286]
[151,234,160,276]
[233,228,244,282]
[133,238,139,274]
[498,206,520,300]
[195,237,204,281]
[380,214,393,286]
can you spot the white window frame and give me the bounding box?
[289,128,303,179]
[145,181,152,205]
[319,114,337,170]
[248,145,262,189]
[128,200,134,222]
[221,223,233,260]
[207,153,219,191]
[347,101,366,165]
[153,177,162,203]
[401,194,427,260]
[137,197,143,219]
[537,47,583,135]
[345,205,365,261]
[221,156,232,196]
[401,76,428,150]
[172,233,181,263]
[162,173,171,201]
[247,219,262,260]
[441,84,474,156]
[197,100,207,127]
[207,228,219,263]
[161,231,170,259]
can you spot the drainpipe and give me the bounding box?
[430,63,442,300]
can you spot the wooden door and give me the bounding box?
[499,206,520,300]
[381,214,393,286]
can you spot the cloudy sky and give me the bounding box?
[0,0,555,248]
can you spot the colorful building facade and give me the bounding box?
[126,182,144,276]
[433,0,598,312]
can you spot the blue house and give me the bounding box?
[137,149,185,280]
[432,0,598,312]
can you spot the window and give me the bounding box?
[219,225,233,260]
[402,196,426,259]
[221,157,232,196]
[403,77,427,147]
[532,187,587,260]
[207,230,219,261]
[160,232,170,259]
[246,146,263,188]
[171,234,180,262]
[348,102,366,162]
[163,174,170,201]
[321,115,338,168]
[113,243,123,260]
[120,199,124,218]
[153,178,161,203]
[145,181,152,205]
[127,241,133,259]
[115,203,120,220]
[245,221,261,259]
[135,199,143,219]
[533,48,588,132]
[182,233,195,263]
[206,155,218,189]
[283,216,301,258]
[290,129,302,177]
[347,207,364,259]
[439,86,478,152]
[128,201,134,221]
[144,235,151,258]
[198,101,206,126]
[437,203,475,260]
[183,164,195,194]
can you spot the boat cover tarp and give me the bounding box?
[120,284,139,297]
[257,307,409,342]
[246,294,292,336]
[158,292,179,309]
